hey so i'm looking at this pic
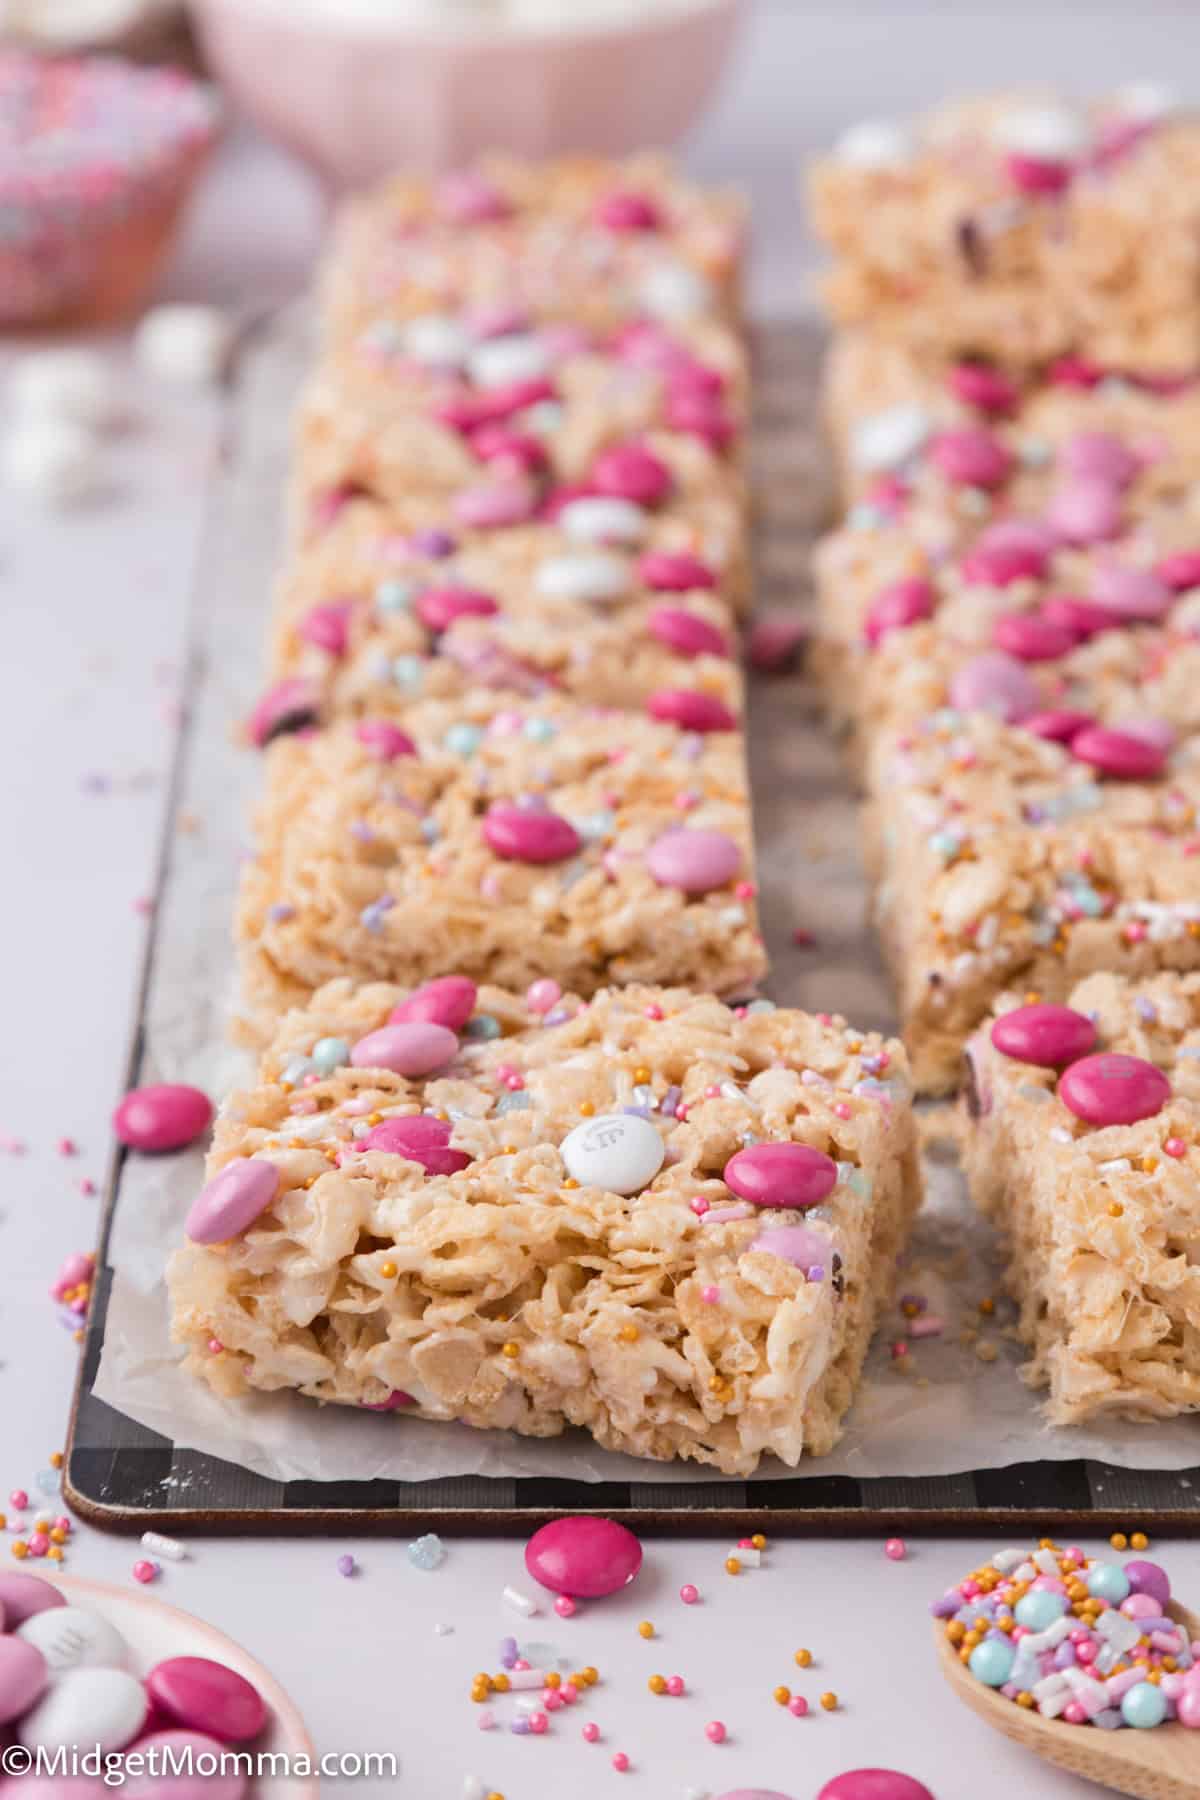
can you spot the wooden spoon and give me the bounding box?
[934,1602,1200,1800]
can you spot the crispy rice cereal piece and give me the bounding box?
[168,981,920,1474]
[962,971,1200,1424]
[320,152,745,342]
[863,712,1200,1093]
[236,696,763,1042]
[809,89,1200,374]
[271,588,742,727]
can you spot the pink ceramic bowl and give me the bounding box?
[190,0,746,188]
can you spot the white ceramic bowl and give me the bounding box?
[190,0,745,187]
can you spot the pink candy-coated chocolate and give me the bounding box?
[992,613,1075,662]
[663,389,734,449]
[1156,548,1200,592]
[390,976,478,1032]
[990,1003,1097,1068]
[415,586,499,631]
[437,170,510,224]
[1089,563,1171,622]
[0,1636,49,1724]
[470,426,547,474]
[1061,431,1140,489]
[1044,477,1122,547]
[1125,1560,1171,1608]
[483,802,581,864]
[948,651,1037,723]
[1006,152,1071,194]
[298,601,352,657]
[863,577,934,646]
[120,1730,248,1800]
[1039,595,1115,639]
[646,688,737,732]
[184,1158,279,1246]
[816,1776,935,1800]
[359,1115,471,1176]
[930,427,1013,489]
[959,520,1052,586]
[453,482,537,529]
[1050,355,1104,389]
[247,678,317,747]
[113,1085,212,1154]
[145,1657,266,1744]
[591,443,672,508]
[350,1022,459,1078]
[1057,1053,1171,1126]
[947,363,1019,416]
[723,1142,838,1210]
[1023,709,1094,744]
[594,190,662,232]
[526,977,562,1014]
[355,720,417,762]
[636,550,715,591]
[750,1223,831,1270]
[0,1575,65,1630]
[644,827,740,893]
[1178,1686,1200,1730]
[524,1516,643,1597]
[646,606,728,659]
[1114,715,1176,753]
[1070,726,1167,780]
[747,612,807,671]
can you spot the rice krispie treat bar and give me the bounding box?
[320,152,746,344]
[168,979,920,1475]
[864,711,1200,1092]
[809,87,1200,374]
[236,695,763,1041]
[962,971,1200,1425]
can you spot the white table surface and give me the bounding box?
[5,7,1200,1795]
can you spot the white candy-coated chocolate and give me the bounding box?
[557,497,648,544]
[1116,79,1179,121]
[535,551,630,603]
[17,1604,128,1673]
[0,418,103,505]
[18,1666,146,1754]
[134,304,231,385]
[850,403,930,473]
[8,349,123,430]
[993,103,1090,160]
[637,261,713,323]
[835,117,914,168]
[467,333,551,388]
[560,1111,665,1195]
[400,314,471,366]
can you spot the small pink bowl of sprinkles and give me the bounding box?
[0,51,219,326]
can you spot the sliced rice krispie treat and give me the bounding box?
[236,695,763,1041]
[320,152,745,343]
[809,87,1200,373]
[168,979,920,1475]
[864,710,1200,1093]
[962,971,1200,1425]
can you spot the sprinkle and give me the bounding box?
[554,1596,577,1618]
[582,1723,600,1743]
[789,1694,809,1717]
[885,1538,907,1561]
[337,1554,356,1578]
[141,1530,186,1562]
[637,1620,655,1639]
[666,1675,685,1696]
[794,1648,813,1668]
[679,1584,700,1605]
[820,1692,838,1711]
[704,1720,727,1743]
[132,1560,159,1584]
[611,1752,630,1772]
[503,1585,539,1617]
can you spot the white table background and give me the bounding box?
[4,5,1200,1795]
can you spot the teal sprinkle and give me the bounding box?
[1098,376,1134,400]
[575,810,614,840]
[745,999,776,1014]
[847,503,885,531]
[282,1056,315,1086]
[929,830,962,861]
[932,708,963,731]
[420,818,440,843]
[837,1163,872,1201]
[1069,884,1105,918]
[496,1091,533,1114]
[1042,783,1102,822]
[1019,437,1053,467]
[523,717,557,743]
[392,656,425,691]
[957,486,991,517]
[444,722,484,755]
[35,1469,60,1495]
[376,579,414,614]
[311,1036,350,1074]
[465,1013,502,1040]
[1017,1083,1053,1104]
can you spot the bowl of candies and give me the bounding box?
[0,50,219,326]
[190,0,745,188]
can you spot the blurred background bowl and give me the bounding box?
[189,0,746,189]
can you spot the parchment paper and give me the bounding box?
[94,314,1200,1484]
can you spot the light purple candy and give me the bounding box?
[723,1143,838,1210]
[1125,1560,1171,1608]
[1044,477,1122,546]
[948,651,1038,722]
[644,827,741,893]
[350,1022,459,1077]
[524,1517,642,1599]
[184,1159,279,1246]
[0,1575,66,1630]
[0,1636,48,1724]
[1090,562,1172,621]
[390,976,478,1031]
[750,1224,831,1270]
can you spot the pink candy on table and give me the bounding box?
[113,1085,212,1154]
[482,802,581,864]
[1069,726,1167,780]
[350,1022,459,1078]
[930,427,1013,489]
[991,613,1075,663]
[145,1657,266,1744]
[646,606,729,659]
[355,720,417,762]
[723,1143,838,1210]
[390,975,477,1032]
[184,1158,279,1246]
[990,1003,1097,1068]
[816,1776,936,1800]
[1089,563,1172,622]
[644,827,740,893]
[646,688,737,732]
[525,1516,643,1598]
[863,577,934,646]
[298,601,352,656]
[637,550,715,591]
[948,651,1037,723]
[1044,477,1122,547]
[947,363,1020,416]
[591,443,672,508]
[359,1115,471,1176]
[120,1730,248,1800]
[1057,1053,1172,1126]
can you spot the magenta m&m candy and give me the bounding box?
[990,1003,1097,1068]
[1058,1053,1171,1126]
[637,550,715,591]
[646,688,737,732]
[591,443,671,507]
[145,1656,267,1744]
[246,677,318,747]
[816,1776,935,1800]
[930,427,1013,488]
[415,586,498,631]
[1022,709,1094,744]
[355,719,417,761]
[113,1085,212,1153]
[482,802,581,864]
[359,1116,471,1176]
[1089,563,1171,621]
[389,975,477,1032]
[184,1159,279,1246]
[947,363,1019,416]
[863,577,934,646]
[349,1022,459,1078]
[992,612,1075,662]
[524,1518,642,1598]
[723,1143,838,1210]
[1070,725,1166,780]
[298,601,352,656]
[1045,477,1122,546]
[646,606,729,659]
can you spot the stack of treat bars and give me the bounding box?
[169,98,1200,1480]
